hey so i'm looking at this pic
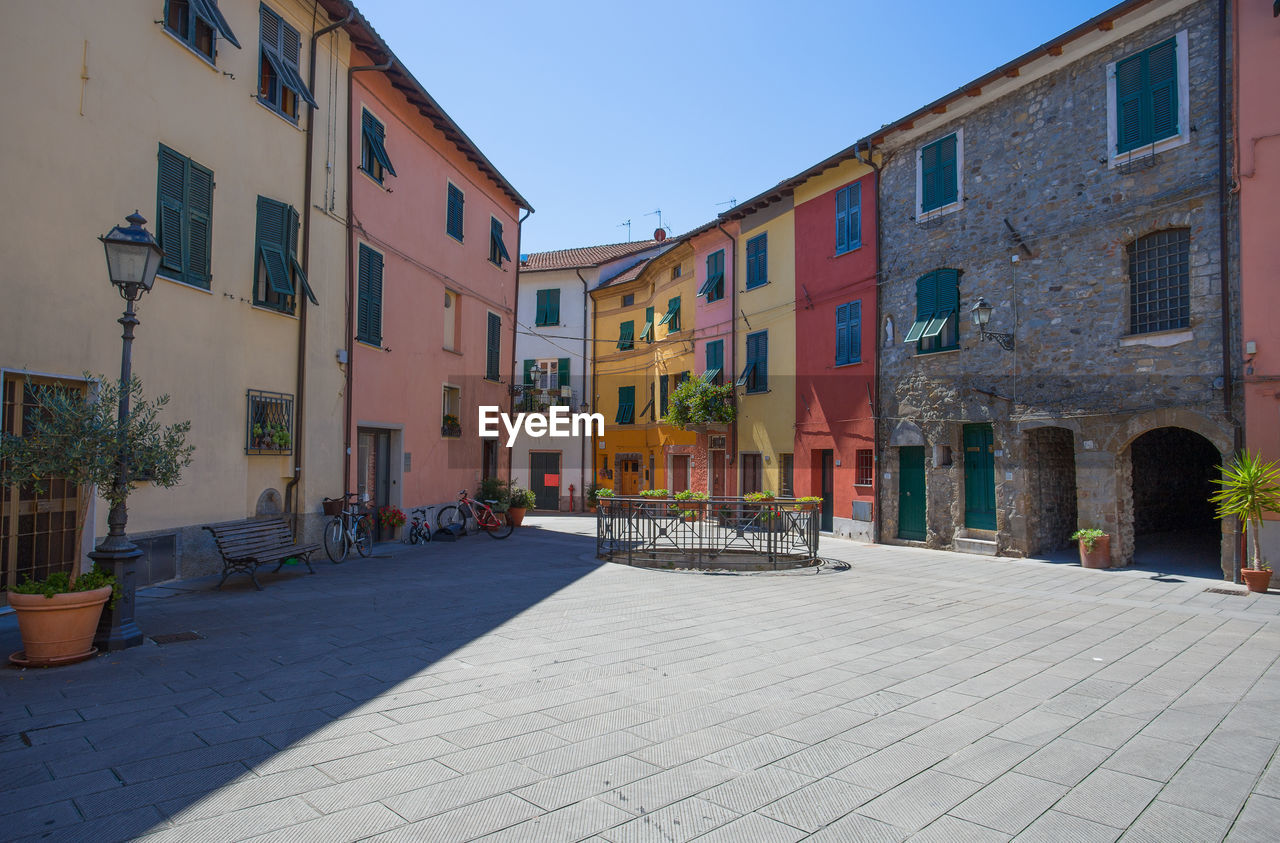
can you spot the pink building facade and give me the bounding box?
[1236,0,1280,559]
[347,50,530,530]
[689,222,739,497]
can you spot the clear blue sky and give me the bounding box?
[355,0,1119,254]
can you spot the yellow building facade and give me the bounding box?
[591,242,698,494]
[725,201,797,496]
[0,0,354,589]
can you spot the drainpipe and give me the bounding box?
[1218,0,1242,582]
[716,222,737,493]
[855,140,884,544]
[589,279,600,489]
[511,208,530,489]
[576,268,591,511]
[343,57,395,498]
[285,6,352,538]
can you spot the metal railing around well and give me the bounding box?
[595,496,820,570]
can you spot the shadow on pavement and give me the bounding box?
[0,522,603,840]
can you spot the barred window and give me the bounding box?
[1128,229,1189,335]
[855,450,874,486]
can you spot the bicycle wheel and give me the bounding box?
[418,520,433,542]
[484,510,514,539]
[324,517,348,563]
[436,505,466,535]
[354,516,374,557]
[407,522,421,545]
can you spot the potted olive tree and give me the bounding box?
[0,376,192,666]
[1210,450,1280,593]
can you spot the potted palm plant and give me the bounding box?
[1210,450,1280,593]
[0,376,193,665]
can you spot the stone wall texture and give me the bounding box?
[876,0,1238,574]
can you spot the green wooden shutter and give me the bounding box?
[1147,39,1178,142]
[486,313,501,380]
[255,196,292,296]
[904,272,936,343]
[548,289,560,324]
[523,359,537,386]
[757,331,768,391]
[938,135,958,206]
[557,357,570,389]
[920,141,940,212]
[1115,53,1145,152]
[186,161,213,287]
[659,373,669,418]
[357,244,382,344]
[156,145,186,274]
[535,290,547,325]
[447,184,464,240]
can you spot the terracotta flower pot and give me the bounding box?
[506,506,527,527]
[8,586,112,666]
[1242,568,1272,594]
[1078,534,1111,569]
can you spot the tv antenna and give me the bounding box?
[617,219,631,241]
[715,197,738,209]
[645,208,666,234]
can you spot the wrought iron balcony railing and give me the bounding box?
[514,386,579,413]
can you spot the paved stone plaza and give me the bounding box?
[2,516,1279,842]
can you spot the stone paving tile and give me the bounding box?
[1053,768,1162,830]
[158,767,333,824]
[1157,759,1258,819]
[112,737,277,785]
[630,725,752,769]
[1063,713,1151,750]
[756,776,877,832]
[901,713,1001,754]
[523,731,653,776]
[353,760,529,820]
[436,729,569,774]
[247,733,390,776]
[475,797,633,842]
[1226,793,1280,843]
[854,770,985,832]
[771,737,877,778]
[703,733,808,772]
[835,711,936,750]
[311,735,456,782]
[699,765,815,814]
[935,736,1039,784]
[600,796,738,843]
[513,756,661,812]
[598,759,737,815]
[1118,799,1231,843]
[831,742,948,791]
[240,803,404,843]
[914,815,1013,842]
[135,795,320,843]
[803,808,909,842]
[948,771,1069,835]
[2,800,83,839]
[369,793,542,842]
[1012,738,1113,787]
[689,811,808,842]
[1013,808,1122,842]
[1192,729,1279,775]
[1101,735,1195,782]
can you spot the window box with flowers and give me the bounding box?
[441,413,461,438]
[247,390,293,455]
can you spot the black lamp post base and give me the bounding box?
[90,544,144,651]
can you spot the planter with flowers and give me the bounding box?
[441,414,461,438]
[1071,528,1111,569]
[378,506,407,541]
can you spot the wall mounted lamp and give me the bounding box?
[969,296,1015,351]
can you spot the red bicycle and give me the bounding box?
[436,489,514,539]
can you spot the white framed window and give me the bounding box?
[1105,30,1190,167]
[534,359,559,390]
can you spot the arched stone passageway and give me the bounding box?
[1125,427,1223,577]
[1027,427,1078,555]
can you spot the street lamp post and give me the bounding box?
[969,296,1015,351]
[91,212,162,652]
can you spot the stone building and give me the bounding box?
[873,0,1237,574]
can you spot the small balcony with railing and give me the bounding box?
[513,384,581,414]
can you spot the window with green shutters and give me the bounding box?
[700,249,725,301]
[640,307,654,342]
[903,269,960,354]
[485,313,501,381]
[156,144,213,289]
[1114,38,1179,154]
[745,234,768,289]
[253,196,316,313]
[836,183,861,254]
[659,373,670,418]
[616,386,635,425]
[489,217,510,267]
[920,133,959,214]
[737,331,768,393]
[618,320,635,350]
[257,3,316,123]
[658,296,681,332]
[835,300,861,365]
[164,0,241,63]
[360,109,396,183]
[356,244,383,345]
[446,183,464,241]
[703,339,724,384]
[535,288,560,326]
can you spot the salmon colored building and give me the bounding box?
[346,41,530,528]
[688,220,739,497]
[792,155,878,539]
[1235,0,1280,559]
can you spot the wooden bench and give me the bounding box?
[202,518,319,590]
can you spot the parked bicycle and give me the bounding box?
[436,489,514,539]
[322,492,373,562]
[404,506,433,545]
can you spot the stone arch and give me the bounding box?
[255,488,283,516]
[1107,408,1232,456]
[889,420,926,448]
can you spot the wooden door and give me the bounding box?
[617,459,640,495]
[820,450,834,532]
[963,424,997,530]
[530,452,561,510]
[898,446,926,540]
[1,377,86,603]
[671,455,690,493]
[741,454,762,495]
[357,428,391,540]
[710,451,725,497]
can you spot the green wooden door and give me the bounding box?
[964,424,997,530]
[898,446,926,540]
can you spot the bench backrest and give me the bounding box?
[204,518,297,559]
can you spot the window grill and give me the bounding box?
[855,450,875,486]
[1128,228,1189,335]
[246,390,293,455]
